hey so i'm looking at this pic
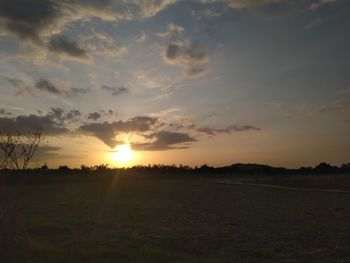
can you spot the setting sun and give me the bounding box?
[111,144,133,165]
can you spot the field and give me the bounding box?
[1,175,350,263]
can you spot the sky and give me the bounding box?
[0,0,349,168]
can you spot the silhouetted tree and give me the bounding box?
[0,129,43,170]
[314,162,338,174]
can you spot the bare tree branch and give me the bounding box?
[0,129,43,170]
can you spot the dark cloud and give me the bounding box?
[0,0,178,62]
[163,43,208,66]
[101,85,129,96]
[70,87,90,95]
[3,77,90,99]
[0,0,59,44]
[88,112,102,121]
[48,107,65,122]
[35,79,63,95]
[0,114,69,135]
[78,122,121,148]
[160,23,209,77]
[197,125,261,135]
[0,108,12,116]
[132,131,196,151]
[66,109,82,122]
[33,79,89,96]
[0,108,86,136]
[78,116,158,148]
[48,34,88,59]
[48,108,81,123]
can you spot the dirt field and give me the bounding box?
[1,176,350,262]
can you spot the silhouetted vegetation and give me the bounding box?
[0,162,349,185]
[0,129,43,170]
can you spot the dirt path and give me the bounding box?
[214,180,350,194]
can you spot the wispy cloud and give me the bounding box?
[100,85,129,96]
[4,77,89,97]
[310,0,337,10]
[298,101,345,117]
[199,0,288,10]
[197,125,261,136]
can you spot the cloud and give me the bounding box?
[310,0,337,10]
[0,114,69,135]
[32,145,62,162]
[3,76,34,96]
[163,43,209,66]
[31,79,90,97]
[3,77,26,88]
[0,0,177,62]
[199,9,223,17]
[130,0,178,18]
[88,112,102,121]
[132,131,196,151]
[0,0,59,45]
[66,109,82,122]
[48,108,82,123]
[184,66,206,78]
[191,8,223,20]
[133,69,170,89]
[157,23,185,42]
[0,109,12,116]
[48,107,65,122]
[0,144,63,165]
[298,102,345,117]
[197,125,261,135]
[338,87,350,95]
[199,0,287,9]
[101,85,129,96]
[86,31,128,58]
[200,0,339,11]
[78,122,122,148]
[35,79,63,95]
[48,34,88,60]
[135,31,147,42]
[78,116,159,148]
[318,106,344,114]
[77,111,259,150]
[159,23,209,77]
[70,87,90,95]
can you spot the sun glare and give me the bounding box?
[111,144,133,165]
